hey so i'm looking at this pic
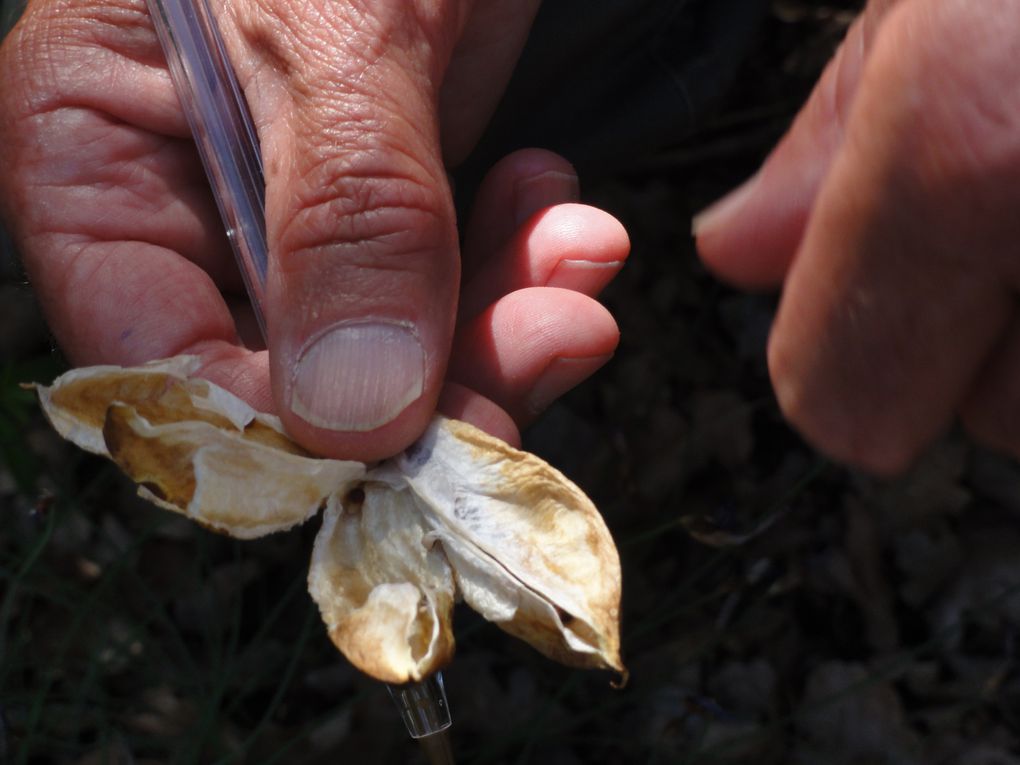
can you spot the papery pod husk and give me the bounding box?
[392,417,624,676]
[31,358,625,682]
[308,483,456,684]
[31,357,364,538]
[30,356,204,454]
[104,402,363,538]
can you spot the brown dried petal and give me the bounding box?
[104,403,362,538]
[308,484,456,683]
[392,417,624,675]
[33,358,364,539]
[31,357,203,454]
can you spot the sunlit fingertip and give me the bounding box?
[450,287,619,424]
[464,149,579,273]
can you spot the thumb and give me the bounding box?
[693,0,897,289]
[233,2,463,461]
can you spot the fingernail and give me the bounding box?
[546,259,625,291]
[526,355,613,416]
[514,170,580,227]
[691,173,760,238]
[290,320,425,432]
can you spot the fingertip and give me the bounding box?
[464,148,579,274]
[767,330,925,477]
[513,169,580,229]
[691,174,759,240]
[484,148,578,197]
[771,383,920,477]
[438,383,521,447]
[460,203,629,319]
[287,321,426,430]
[189,343,274,412]
[524,352,613,419]
[693,172,800,291]
[527,203,629,290]
[450,287,619,425]
[276,388,441,463]
[694,10,880,292]
[273,319,444,462]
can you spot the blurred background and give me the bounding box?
[7,2,1020,763]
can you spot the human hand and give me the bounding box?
[694,0,1020,474]
[0,0,628,460]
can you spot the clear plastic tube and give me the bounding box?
[145,0,268,336]
[387,674,452,738]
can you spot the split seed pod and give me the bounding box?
[30,357,624,684]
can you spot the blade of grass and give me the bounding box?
[12,510,172,764]
[226,602,317,762]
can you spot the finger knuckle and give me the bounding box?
[2,0,154,112]
[275,146,452,275]
[768,340,919,475]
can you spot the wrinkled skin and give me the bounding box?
[696,0,1020,474]
[0,0,630,461]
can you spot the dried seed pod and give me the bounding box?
[308,484,456,683]
[31,357,624,683]
[103,401,363,538]
[30,357,363,538]
[393,418,624,675]
[31,356,203,454]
